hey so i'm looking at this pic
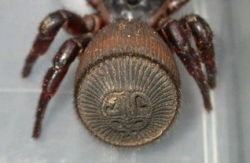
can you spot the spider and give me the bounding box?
[22,0,216,146]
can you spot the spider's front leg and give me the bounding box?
[159,17,215,111]
[32,35,92,138]
[22,10,102,77]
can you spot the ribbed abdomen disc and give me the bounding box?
[76,56,178,146]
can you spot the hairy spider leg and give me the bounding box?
[32,35,92,138]
[159,19,213,111]
[180,14,216,88]
[22,10,102,77]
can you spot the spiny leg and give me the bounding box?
[180,14,216,88]
[22,10,102,77]
[159,19,212,111]
[32,35,92,138]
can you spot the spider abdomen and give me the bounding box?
[75,20,180,146]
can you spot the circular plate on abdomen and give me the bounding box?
[75,55,179,146]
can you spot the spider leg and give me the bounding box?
[180,14,216,88]
[165,0,190,15]
[32,35,92,138]
[22,10,102,77]
[87,0,110,23]
[159,19,212,111]
[151,0,189,27]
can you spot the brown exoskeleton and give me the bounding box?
[22,0,216,146]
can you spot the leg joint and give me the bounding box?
[53,39,80,69]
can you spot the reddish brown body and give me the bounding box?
[21,0,216,146]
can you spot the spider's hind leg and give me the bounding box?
[32,35,92,138]
[22,10,98,77]
[180,14,216,88]
[159,19,213,111]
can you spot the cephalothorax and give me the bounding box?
[22,0,216,146]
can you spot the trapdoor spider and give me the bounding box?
[22,0,216,146]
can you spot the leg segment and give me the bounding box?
[165,0,190,15]
[22,10,102,77]
[32,35,92,138]
[151,0,189,27]
[87,0,110,23]
[180,14,216,88]
[159,19,212,111]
